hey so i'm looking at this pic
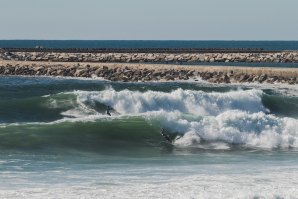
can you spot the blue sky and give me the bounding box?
[0,0,298,40]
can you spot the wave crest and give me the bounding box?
[72,88,266,116]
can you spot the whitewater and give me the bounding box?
[1,76,298,199]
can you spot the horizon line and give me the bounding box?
[1,39,298,42]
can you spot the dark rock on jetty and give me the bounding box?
[0,50,298,63]
[1,61,298,85]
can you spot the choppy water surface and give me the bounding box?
[1,76,298,198]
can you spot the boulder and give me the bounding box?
[258,74,268,83]
[239,74,249,82]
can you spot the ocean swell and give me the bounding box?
[1,87,298,150]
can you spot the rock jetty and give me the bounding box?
[1,51,298,63]
[1,61,298,84]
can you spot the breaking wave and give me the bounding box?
[1,86,298,150]
[56,88,298,149]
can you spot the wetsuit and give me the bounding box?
[106,106,112,116]
[160,129,171,142]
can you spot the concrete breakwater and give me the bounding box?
[1,61,298,84]
[1,51,298,63]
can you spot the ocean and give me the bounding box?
[1,40,298,50]
[1,41,298,198]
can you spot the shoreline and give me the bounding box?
[1,60,298,84]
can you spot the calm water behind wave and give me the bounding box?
[1,40,298,50]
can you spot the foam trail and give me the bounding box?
[61,96,98,118]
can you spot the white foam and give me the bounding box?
[1,166,298,199]
[60,95,98,118]
[222,81,298,97]
[72,88,266,116]
[169,110,298,149]
[173,131,201,147]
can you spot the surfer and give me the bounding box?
[106,106,112,116]
[160,128,171,143]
